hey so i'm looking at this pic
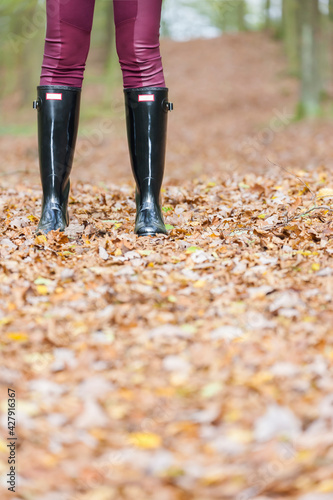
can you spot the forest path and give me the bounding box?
[1,32,333,500]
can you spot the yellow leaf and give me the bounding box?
[312,263,320,272]
[258,214,266,219]
[154,386,176,397]
[35,234,47,244]
[296,250,312,256]
[316,188,333,199]
[162,466,184,478]
[0,317,12,326]
[224,409,242,422]
[36,285,48,295]
[128,432,162,449]
[185,246,202,254]
[168,295,177,303]
[296,449,313,463]
[114,248,122,256]
[250,371,273,385]
[7,332,28,342]
[201,382,223,398]
[28,215,38,222]
[114,223,122,229]
[193,280,206,288]
[139,250,152,256]
[201,474,223,486]
[303,316,316,322]
[317,479,333,492]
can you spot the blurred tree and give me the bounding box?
[329,0,333,90]
[198,0,247,33]
[265,0,271,29]
[0,0,117,109]
[330,0,333,20]
[237,0,247,31]
[282,0,300,75]
[0,0,43,101]
[297,0,322,117]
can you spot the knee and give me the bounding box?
[115,21,161,66]
[61,23,92,67]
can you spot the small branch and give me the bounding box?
[200,204,332,238]
[266,158,317,204]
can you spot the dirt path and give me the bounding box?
[1,32,333,500]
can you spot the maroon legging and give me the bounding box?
[40,0,165,88]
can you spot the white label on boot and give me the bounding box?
[138,95,155,102]
[46,93,62,100]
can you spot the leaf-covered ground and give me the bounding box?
[1,32,333,500]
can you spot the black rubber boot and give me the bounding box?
[124,87,173,236]
[33,85,81,234]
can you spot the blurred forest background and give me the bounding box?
[1,0,333,135]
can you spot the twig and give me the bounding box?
[199,160,332,238]
[200,201,332,238]
[266,158,317,204]
[34,244,58,256]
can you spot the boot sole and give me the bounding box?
[137,231,167,237]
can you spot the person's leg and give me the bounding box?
[113,0,165,89]
[40,0,95,87]
[35,0,95,233]
[114,0,173,236]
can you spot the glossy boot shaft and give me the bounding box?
[124,87,173,236]
[34,86,81,234]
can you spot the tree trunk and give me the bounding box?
[282,0,300,75]
[329,0,333,21]
[298,0,321,117]
[265,0,271,30]
[237,0,246,31]
[328,0,333,94]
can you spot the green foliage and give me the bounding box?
[192,0,247,32]
[0,0,117,122]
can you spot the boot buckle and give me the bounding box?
[162,100,173,112]
[33,98,41,110]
